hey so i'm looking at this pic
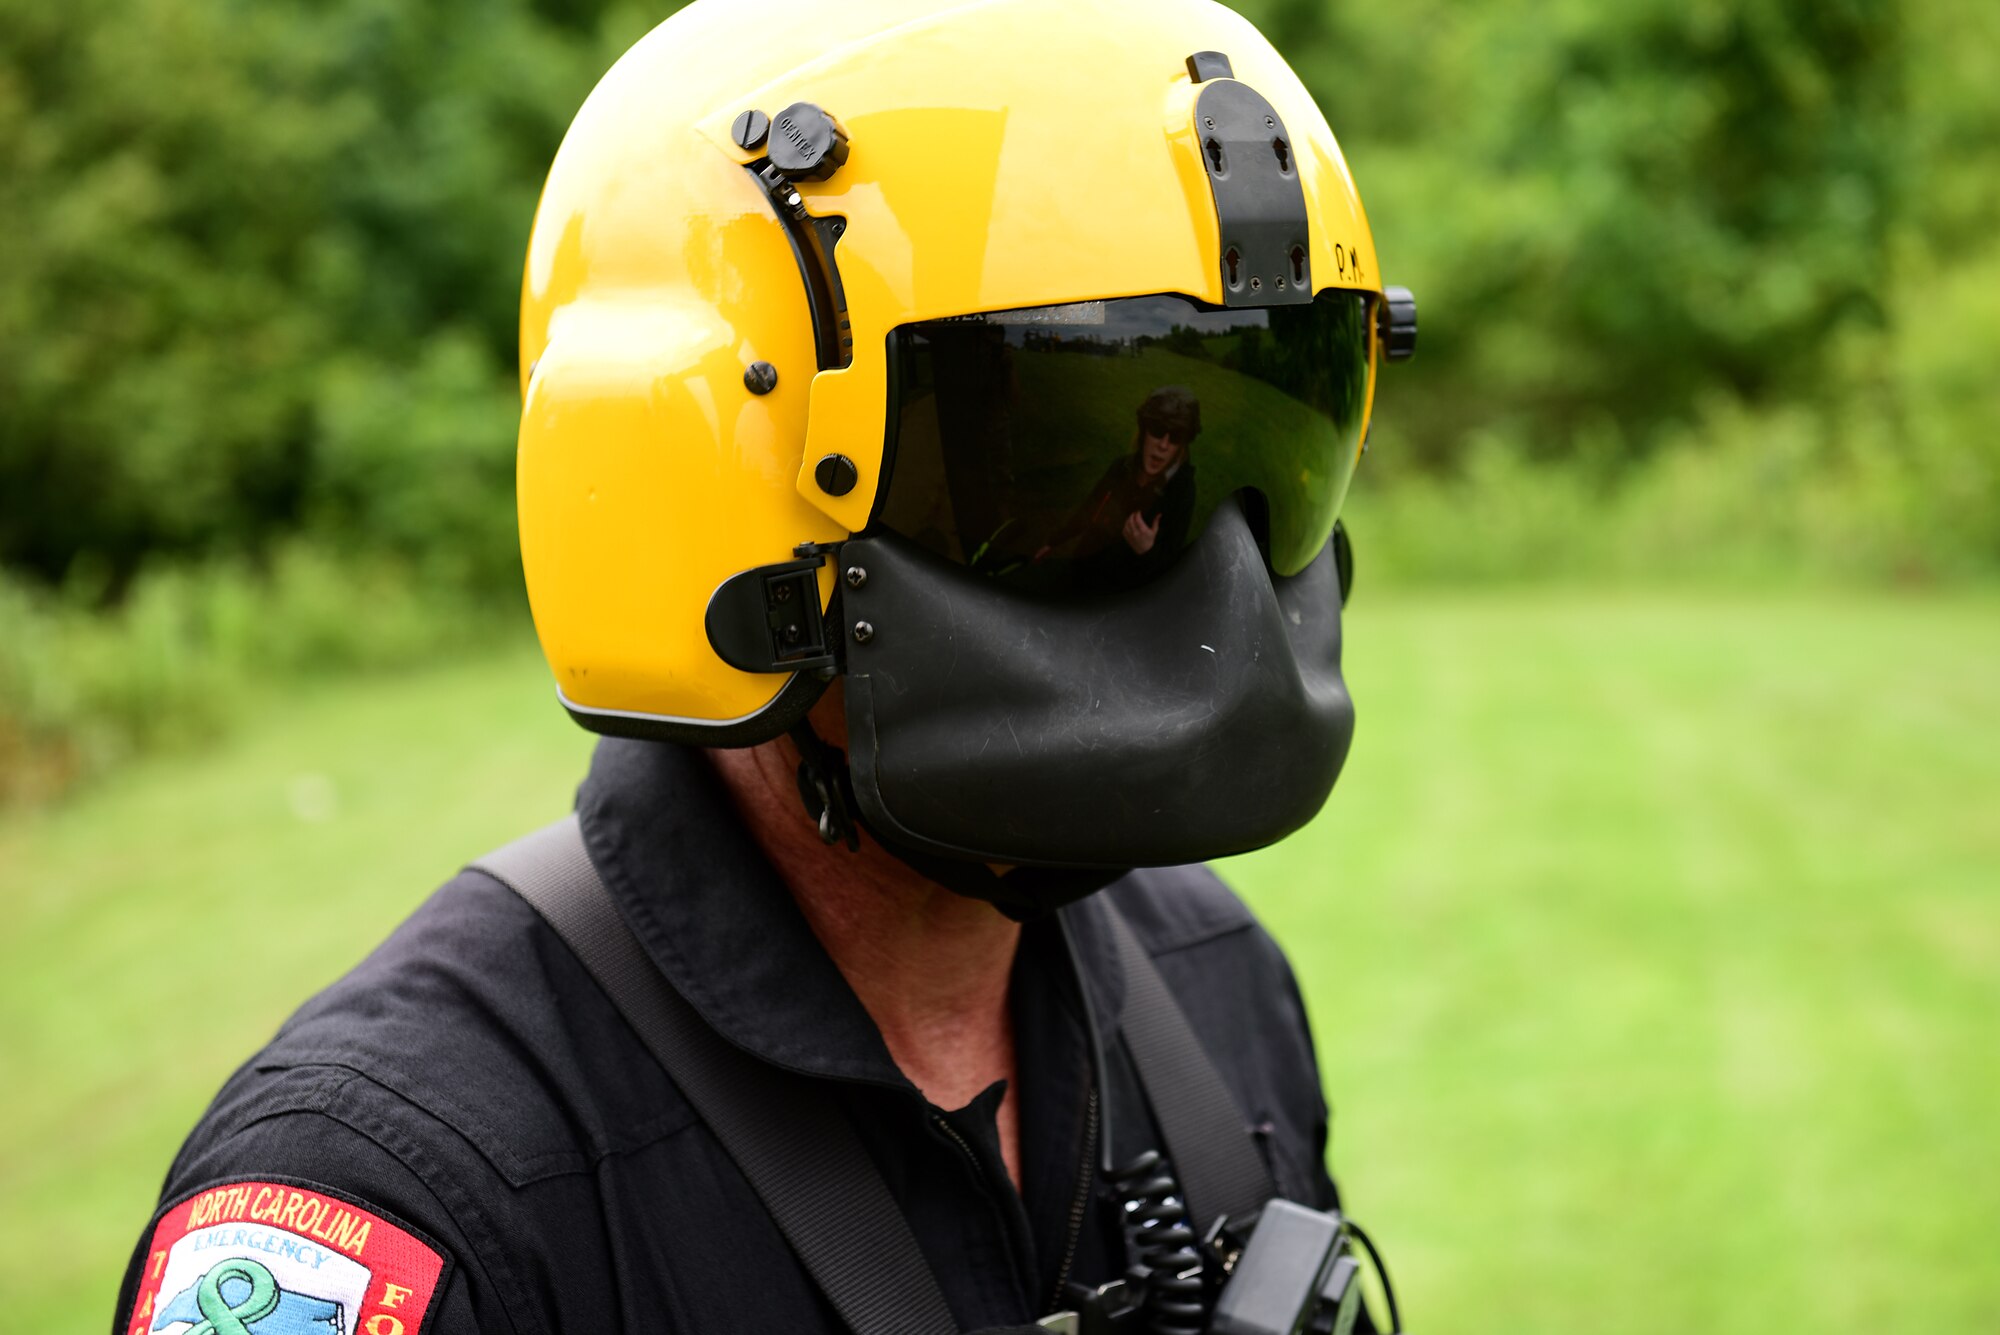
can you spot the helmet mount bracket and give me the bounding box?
[740,102,856,371]
[704,546,844,677]
[1191,77,1312,308]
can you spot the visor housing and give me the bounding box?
[876,290,1376,598]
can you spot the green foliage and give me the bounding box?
[0,0,671,587]
[6,0,1995,597]
[4,0,1999,799]
[1237,0,2000,570]
[0,0,684,797]
[1242,0,1899,453]
[0,551,516,803]
[1349,385,1998,588]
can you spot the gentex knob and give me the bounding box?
[1379,285,1418,362]
[767,102,851,182]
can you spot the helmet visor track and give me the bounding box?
[875,290,1376,598]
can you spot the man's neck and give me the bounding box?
[706,700,1024,1186]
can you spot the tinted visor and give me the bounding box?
[877,290,1375,596]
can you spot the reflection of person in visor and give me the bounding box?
[1037,386,1201,586]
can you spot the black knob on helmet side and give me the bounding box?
[1379,285,1418,362]
[768,102,851,182]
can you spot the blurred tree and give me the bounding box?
[2,0,1992,591]
[0,0,669,593]
[1239,0,1905,466]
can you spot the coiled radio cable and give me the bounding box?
[1109,1149,1207,1335]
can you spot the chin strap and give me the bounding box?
[790,720,860,851]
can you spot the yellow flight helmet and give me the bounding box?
[518,0,1415,880]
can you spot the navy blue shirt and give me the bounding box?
[115,739,1344,1334]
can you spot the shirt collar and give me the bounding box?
[574,737,1128,1087]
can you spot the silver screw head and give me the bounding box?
[852,621,875,644]
[844,565,868,589]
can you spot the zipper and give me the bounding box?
[930,1113,1027,1292]
[931,1090,1102,1314]
[1044,1083,1100,1313]
[932,1111,984,1174]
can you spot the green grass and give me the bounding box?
[1225,592,2000,1332]
[5,593,1998,1333]
[0,645,591,1330]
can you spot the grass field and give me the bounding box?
[4,592,1997,1333]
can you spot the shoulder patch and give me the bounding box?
[123,1178,450,1335]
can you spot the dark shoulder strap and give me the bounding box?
[470,816,959,1335]
[1101,903,1277,1235]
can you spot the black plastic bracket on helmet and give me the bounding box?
[704,545,842,676]
[738,102,855,370]
[748,162,853,370]
[1378,284,1418,361]
[1191,75,1313,308]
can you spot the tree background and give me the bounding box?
[7,0,1992,791]
[11,0,1996,794]
[7,0,1996,600]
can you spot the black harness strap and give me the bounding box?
[470,816,959,1335]
[1101,907,1277,1236]
[471,818,1278,1330]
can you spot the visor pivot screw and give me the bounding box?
[853,621,875,645]
[731,108,770,152]
[844,565,868,589]
[743,360,778,395]
[814,453,859,497]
